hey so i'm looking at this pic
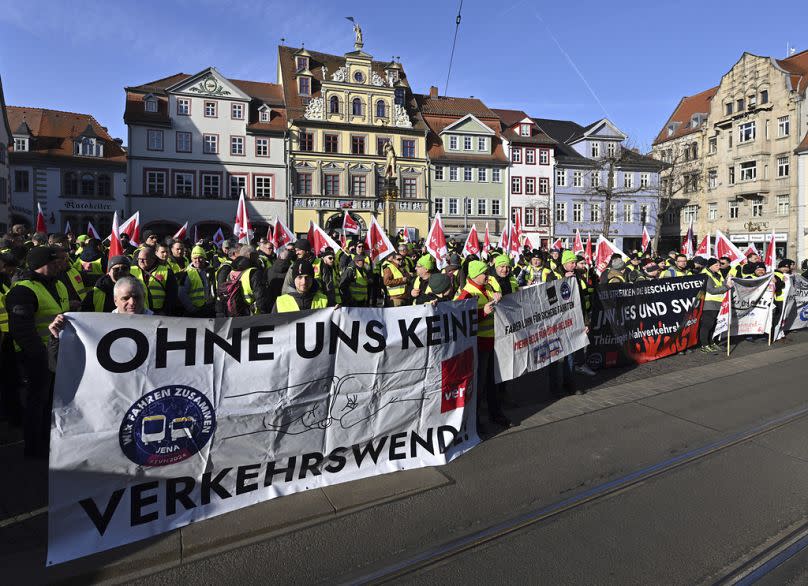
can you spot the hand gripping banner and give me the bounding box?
[48,302,479,564]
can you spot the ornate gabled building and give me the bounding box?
[536,118,662,252]
[124,67,288,237]
[653,50,808,260]
[278,36,430,236]
[7,106,126,236]
[0,76,11,234]
[493,109,557,248]
[416,88,508,236]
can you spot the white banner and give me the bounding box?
[778,274,808,336]
[493,278,588,383]
[49,303,480,565]
[714,275,774,339]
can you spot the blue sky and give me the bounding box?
[1,0,804,150]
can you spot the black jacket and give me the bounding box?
[215,257,269,316]
[80,273,116,313]
[265,256,292,311]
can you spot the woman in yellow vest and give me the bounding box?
[700,257,733,353]
[488,254,519,295]
[274,260,331,312]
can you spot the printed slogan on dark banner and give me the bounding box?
[586,275,706,369]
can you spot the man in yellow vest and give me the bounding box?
[168,240,188,274]
[489,254,519,295]
[274,260,331,313]
[0,252,21,427]
[5,246,70,458]
[340,253,370,307]
[130,246,178,315]
[772,259,792,341]
[215,245,269,316]
[315,249,341,306]
[518,252,544,286]
[179,246,214,317]
[81,255,132,313]
[663,253,691,278]
[455,259,511,431]
[382,252,411,306]
[700,257,733,352]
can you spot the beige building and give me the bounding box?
[654,50,808,260]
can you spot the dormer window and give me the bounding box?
[74,137,103,157]
[387,71,399,85]
[144,97,157,113]
[520,123,530,137]
[258,105,271,122]
[14,137,29,152]
[296,56,309,72]
[299,77,310,96]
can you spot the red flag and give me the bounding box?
[763,229,776,273]
[585,233,593,266]
[340,233,347,250]
[743,243,759,258]
[641,225,651,254]
[87,221,100,240]
[594,235,626,274]
[270,217,295,249]
[512,209,523,243]
[551,238,563,251]
[425,213,449,268]
[35,203,47,233]
[342,210,360,235]
[119,211,141,246]
[681,219,694,257]
[364,215,395,264]
[307,221,342,255]
[212,228,225,249]
[463,224,480,257]
[573,229,584,255]
[173,221,188,241]
[523,234,533,250]
[695,233,711,257]
[483,223,491,258]
[498,222,509,252]
[508,221,521,259]
[107,212,123,259]
[233,189,252,243]
[714,229,745,265]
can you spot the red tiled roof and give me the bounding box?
[491,108,556,146]
[7,106,126,162]
[653,86,718,145]
[415,94,498,119]
[124,71,287,132]
[777,48,808,95]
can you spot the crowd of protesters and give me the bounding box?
[1,222,807,456]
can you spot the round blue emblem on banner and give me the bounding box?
[119,385,215,467]
[560,281,572,301]
[800,306,808,322]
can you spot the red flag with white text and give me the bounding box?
[270,217,295,249]
[119,211,141,246]
[763,229,776,273]
[695,233,711,257]
[425,213,449,268]
[107,212,123,260]
[308,221,342,255]
[364,215,395,264]
[342,210,360,235]
[573,229,584,255]
[642,225,651,254]
[233,190,252,244]
[463,224,480,257]
[715,229,745,265]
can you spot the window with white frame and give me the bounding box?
[511,176,522,194]
[465,197,473,215]
[572,171,583,187]
[147,129,163,150]
[449,166,458,181]
[464,166,473,181]
[607,142,616,157]
[539,177,549,194]
[492,168,501,182]
[448,198,458,215]
[708,136,717,153]
[477,199,487,215]
[752,197,764,217]
[176,131,191,153]
[230,136,244,156]
[255,137,269,157]
[683,205,697,223]
[231,103,244,120]
[230,175,247,198]
[477,167,487,182]
[177,98,190,115]
[259,109,270,122]
[449,135,458,150]
[590,202,601,222]
[729,200,739,219]
[708,203,717,221]
[623,172,634,188]
[203,134,218,154]
[492,199,501,216]
[254,175,273,198]
[434,166,444,180]
[525,177,535,195]
[525,148,535,164]
[539,149,549,165]
[537,207,549,226]
[777,195,789,215]
[477,137,487,151]
[511,147,521,163]
[740,161,756,181]
[555,202,567,222]
[623,203,634,223]
[591,170,600,188]
[573,202,583,222]
[351,175,367,197]
[556,169,566,187]
[640,172,649,188]
[144,98,157,113]
[464,136,472,150]
[708,168,717,188]
[777,155,789,177]
[13,137,28,152]
[523,207,534,226]
[204,101,217,117]
[739,121,756,143]
[520,123,530,137]
[201,173,221,197]
[434,198,444,214]
[591,142,600,158]
[174,172,194,197]
[146,171,166,196]
[609,203,617,223]
[778,116,790,137]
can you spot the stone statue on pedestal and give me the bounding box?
[383,141,397,178]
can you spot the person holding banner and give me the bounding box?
[518,252,544,286]
[455,259,511,431]
[700,258,733,353]
[772,260,792,341]
[663,254,691,278]
[489,254,519,295]
[273,260,331,313]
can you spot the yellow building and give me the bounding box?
[277,33,429,238]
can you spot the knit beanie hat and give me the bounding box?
[467,260,488,279]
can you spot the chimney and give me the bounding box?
[429,85,439,98]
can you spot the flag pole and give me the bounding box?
[726,292,732,357]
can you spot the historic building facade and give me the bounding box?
[653,50,808,260]
[417,88,508,236]
[7,106,126,236]
[537,118,661,252]
[278,37,429,236]
[494,109,556,248]
[0,76,11,234]
[124,67,288,237]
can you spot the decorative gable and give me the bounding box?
[441,114,496,136]
[166,67,251,101]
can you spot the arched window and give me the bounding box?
[80,173,95,196]
[97,174,111,197]
[376,100,386,118]
[352,98,362,116]
[64,172,78,196]
[329,95,339,114]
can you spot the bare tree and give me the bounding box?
[650,139,700,252]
